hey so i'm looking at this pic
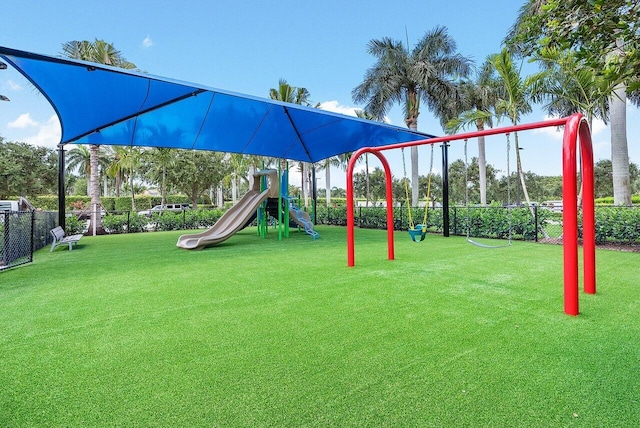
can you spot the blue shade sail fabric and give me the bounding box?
[1,46,436,163]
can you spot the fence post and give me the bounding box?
[30,211,35,260]
[453,207,458,236]
[534,204,538,242]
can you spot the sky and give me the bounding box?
[1,0,639,190]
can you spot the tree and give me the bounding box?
[168,150,228,208]
[528,47,611,127]
[66,145,92,195]
[507,1,639,205]
[118,147,143,211]
[445,60,499,205]
[105,146,126,197]
[61,39,137,231]
[143,147,175,206]
[594,159,640,199]
[352,26,472,206]
[0,138,57,198]
[355,109,382,206]
[489,48,540,216]
[317,156,341,206]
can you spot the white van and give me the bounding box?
[0,200,20,212]
[138,203,190,216]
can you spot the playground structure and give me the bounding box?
[177,169,279,249]
[176,168,319,250]
[346,113,595,316]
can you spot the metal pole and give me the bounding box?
[441,143,450,237]
[57,144,66,230]
[311,165,317,224]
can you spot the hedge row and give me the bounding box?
[28,195,193,211]
[314,205,552,241]
[61,204,640,245]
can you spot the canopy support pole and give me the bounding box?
[57,144,65,230]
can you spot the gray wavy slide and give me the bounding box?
[176,169,279,250]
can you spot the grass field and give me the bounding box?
[1,226,638,426]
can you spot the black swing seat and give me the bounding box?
[408,224,427,242]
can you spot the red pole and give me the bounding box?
[346,149,363,267]
[562,114,581,316]
[579,119,596,294]
[371,151,395,261]
[346,148,396,266]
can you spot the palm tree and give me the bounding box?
[355,109,384,206]
[61,39,136,232]
[317,156,342,206]
[489,48,539,214]
[105,146,128,198]
[507,2,635,205]
[352,26,472,206]
[529,47,610,129]
[445,60,498,205]
[269,79,312,205]
[66,145,92,195]
[117,147,143,211]
[144,147,175,206]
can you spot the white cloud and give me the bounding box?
[23,115,61,148]
[8,113,38,128]
[532,114,607,141]
[318,100,359,117]
[9,114,61,148]
[318,100,392,124]
[3,79,22,91]
[141,36,154,48]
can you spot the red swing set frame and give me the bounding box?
[346,113,595,316]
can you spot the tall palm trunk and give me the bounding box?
[513,132,534,217]
[325,165,331,206]
[161,165,167,206]
[407,117,419,207]
[365,154,370,207]
[610,84,631,205]
[129,165,136,211]
[476,120,487,206]
[89,144,102,234]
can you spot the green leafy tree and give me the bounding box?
[143,147,176,206]
[489,48,543,215]
[168,150,228,208]
[352,26,472,206]
[118,147,143,211]
[0,138,57,198]
[507,0,639,205]
[446,59,499,205]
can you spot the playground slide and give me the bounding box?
[288,205,319,239]
[176,169,279,250]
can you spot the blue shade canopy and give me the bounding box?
[0,46,436,163]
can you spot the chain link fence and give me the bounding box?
[1,211,57,271]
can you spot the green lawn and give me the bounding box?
[1,226,638,426]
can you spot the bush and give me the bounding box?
[590,207,640,244]
[64,215,85,235]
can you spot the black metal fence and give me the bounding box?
[1,211,57,271]
[316,204,639,245]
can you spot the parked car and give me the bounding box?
[138,203,190,216]
[541,200,563,212]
